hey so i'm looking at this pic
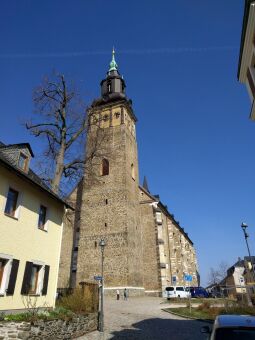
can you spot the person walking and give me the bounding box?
[116,289,120,300]
[124,288,128,301]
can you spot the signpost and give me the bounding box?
[184,274,192,313]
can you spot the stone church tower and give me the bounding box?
[57,51,199,295]
[75,50,144,295]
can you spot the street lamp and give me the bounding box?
[241,223,253,260]
[99,238,106,332]
[241,222,254,305]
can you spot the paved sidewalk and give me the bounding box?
[77,297,210,339]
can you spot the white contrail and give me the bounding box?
[0,46,237,59]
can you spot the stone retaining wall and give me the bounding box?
[0,313,98,339]
[104,288,145,298]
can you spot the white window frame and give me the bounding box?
[0,253,13,296]
[3,185,23,220]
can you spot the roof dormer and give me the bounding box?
[0,142,34,173]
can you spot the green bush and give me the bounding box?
[4,313,33,322]
[2,307,74,322]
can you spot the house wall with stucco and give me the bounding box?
[0,166,63,311]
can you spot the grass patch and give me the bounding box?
[1,307,74,322]
[165,307,215,320]
[164,298,232,304]
[165,301,255,320]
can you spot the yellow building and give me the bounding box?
[238,0,255,119]
[0,142,70,312]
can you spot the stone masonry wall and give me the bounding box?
[58,187,78,289]
[0,313,97,339]
[76,102,144,293]
[167,219,198,286]
[139,189,161,295]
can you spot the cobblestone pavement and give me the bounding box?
[77,297,210,340]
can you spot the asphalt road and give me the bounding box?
[77,296,210,340]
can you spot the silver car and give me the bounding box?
[201,314,255,339]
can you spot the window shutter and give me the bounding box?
[21,261,33,295]
[42,265,50,296]
[7,259,19,295]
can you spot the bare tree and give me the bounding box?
[26,73,89,195]
[207,261,229,285]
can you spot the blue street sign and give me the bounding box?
[184,274,192,282]
[94,276,102,281]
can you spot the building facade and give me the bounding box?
[58,51,199,296]
[225,259,246,298]
[139,185,198,295]
[238,0,255,119]
[0,142,68,311]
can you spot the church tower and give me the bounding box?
[76,50,144,295]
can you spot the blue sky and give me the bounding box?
[0,0,253,285]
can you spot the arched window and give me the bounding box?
[131,163,135,180]
[101,159,109,176]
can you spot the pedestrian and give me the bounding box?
[116,289,120,300]
[124,288,128,301]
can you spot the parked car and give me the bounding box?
[164,286,190,299]
[201,314,255,339]
[188,286,209,298]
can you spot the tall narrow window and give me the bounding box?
[101,159,109,176]
[38,205,47,230]
[21,262,49,296]
[5,188,19,217]
[18,153,28,171]
[131,163,135,180]
[107,81,111,93]
[0,257,19,296]
[0,259,7,288]
[29,265,40,294]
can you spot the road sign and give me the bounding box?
[94,276,102,281]
[184,274,192,282]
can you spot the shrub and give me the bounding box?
[57,288,94,314]
[197,301,211,311]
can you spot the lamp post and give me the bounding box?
[241,223,253,259]
[241,222,254,306]
[99,238,105,332]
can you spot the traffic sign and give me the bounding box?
[184,274,192,282]
[94,276,102,281]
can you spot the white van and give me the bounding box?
[164,286,190,299]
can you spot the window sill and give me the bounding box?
[4,213,18,221]
[38,227,48,232]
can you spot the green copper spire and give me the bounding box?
[109,47,118,72]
